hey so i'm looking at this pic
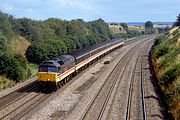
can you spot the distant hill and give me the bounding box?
[108,22,173,26]
[127,22,173,26]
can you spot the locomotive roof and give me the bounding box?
[40,60,60,67]
[52,54,75,63]
[69,39,122,58]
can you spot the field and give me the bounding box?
[128,25,145,32]
[109,25,126,34]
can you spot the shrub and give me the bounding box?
[160,63,180,85]
[0,54,27,82]
[159,48,180,68]
[0,33,8,55]
[0,76,16,90]
[153,44,169,58]
[154,35,166,46]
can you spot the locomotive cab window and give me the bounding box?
[58,61,64,65]
[39,66,57,73]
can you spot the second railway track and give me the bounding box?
[125,40,154,120]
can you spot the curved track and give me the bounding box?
[80,36,155,120]
[125,40,152,120]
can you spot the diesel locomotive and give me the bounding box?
[38,40,124,90]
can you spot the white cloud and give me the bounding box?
[0,3,14,11]
[53,0,94,11]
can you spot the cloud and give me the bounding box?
[52,0,94,11]
[0,3,14,11]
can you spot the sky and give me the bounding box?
[0,0,179,22]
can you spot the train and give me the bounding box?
[37,40,124,90]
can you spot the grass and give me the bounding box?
[0,76,16,91]
[27,63,38,77]
[128,25,145,32]
[10,34,31,56]
[152,27,180,119]
[109,25,126,34]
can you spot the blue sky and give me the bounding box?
[0,0,179,22]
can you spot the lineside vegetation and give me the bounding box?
[152,15,180,119]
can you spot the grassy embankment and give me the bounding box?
[152,27,180,119]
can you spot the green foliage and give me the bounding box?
[23,18,114,64]
[160,63,180,85]
[90,18,111,37]
[173,14,180,27]
[44,18,67,37]
[152,26,180,119]
[154,35,166,46]
[0,11,13,37]
[0,33,8,55]
[153,44,169,58]
[143,28,156,35]
[0,76,16,90]
[127,30,142,37]
[26,39,67,64]
[0,54,27,82]
[145,21,153,28]
[159,47,180,68]
[120,23,128,31]
[67,19,86,36]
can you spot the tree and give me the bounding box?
[0,11,13,37]
[120,23,128,31]
[0,33,8,55]
[145,21,153,28]
[173,14,180,27]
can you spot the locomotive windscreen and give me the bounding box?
[39,66,57,72]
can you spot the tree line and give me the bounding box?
[0,11,115,82]
[0,10,158,83]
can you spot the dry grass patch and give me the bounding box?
[10,35,31,56]
[109,25,126,34]
[0,76,16,91]
[128,25,145,32]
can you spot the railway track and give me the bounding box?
[125,40,153,120]
[80,37,155,120]
[0,82,38,111]
[0,87,51,120]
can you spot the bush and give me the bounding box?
[159,47,180,68]
[154,35,166,46]
[153,44,169,58]
[0,54,27,82]
[26,39,67,64]
[160,63,180,85]
[0,33,8,55]
[0,76,16,90]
